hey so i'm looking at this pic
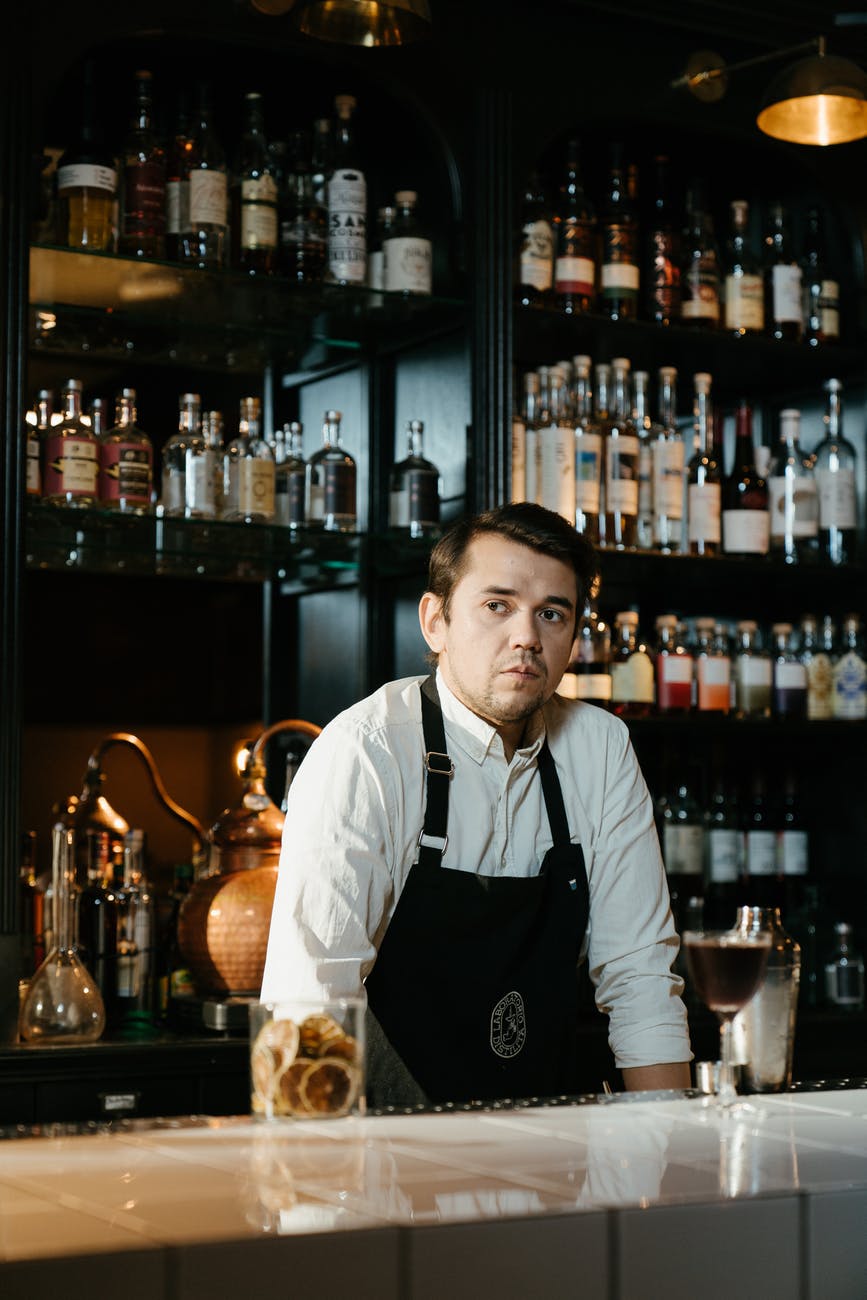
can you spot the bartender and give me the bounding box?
[262,501,692,1105]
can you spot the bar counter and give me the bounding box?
[2,1084,866,1300]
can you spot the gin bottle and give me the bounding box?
[651,365,684,552]
[813,378,858,565]
[98,387,154,514]
[388,419,441,537]
[686,372,720,556]
[537,366,575,524]
[721,400,769,558]
[42,378,99,508]
[327,94,366,285]
[185,395,223,519]
[571,354,602,543]
[223,397,276,523]
[161,392,201,517]
[307,410,357,532]
[768,408,819,564]
[602,357,639,549]
[274,421,306,529]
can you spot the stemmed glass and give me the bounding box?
[682,929,772,1109]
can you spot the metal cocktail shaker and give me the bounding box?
[731,905,801,1092]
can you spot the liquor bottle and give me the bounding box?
[327,93,367,286]
[571,354,602,543]
[55,59,117,252]
[76,828,119,1017]
[824,922,865,1010]
[274,421,306,529]
[832,614,867,719]
[632,369,657,550]
[800,613,835,720]
[680,181,721,329]
[522,370,541,506]
[767,408,819,564]
[694,617,730,714]
[764,201,803,342]
[118,69,167,260]
[560,599,611,707]
[777,772,809,930]
[368,203,396,293]
[552,139,596,314]
[686,372,720,556]
[18,830,45,977]
[157,861,195,1016]
[650,365,684,553]
[160,392,201,517]
[661,769,706,933]
[515,169,554,306]
[801,206,840,347]
[42,378,99,508]
[185,395,222,519]
[654,614,693,714]
[98,387,154,514]
[383,189,432,295]
[771,622,808,719]
[24,390,51,499]
[510,374,526,504]
[599,144,639,321]
[733,619,771,718]
[721,400,770,558]
[182,83,228,270]
[232,91,278,275]
[813,378,858,565]
[723,199,764,337]
[278,128,327,283]
[223,396,276,523]
[742,769,782,911]
[311,116,331,208]
[202,409,226,517]
[704,774,742,929]
[165,90,193,261]
[388,419,441,538]
[644,153,681,326]
[610,610,654,716]
[593,361,612,545]
[537,366,576,523]
[602,357,639,549]
[113,830,157,1036]
[307,409,357,532]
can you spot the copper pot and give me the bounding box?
[176,863,279,997]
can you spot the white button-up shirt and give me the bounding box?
[262,669,692,1070]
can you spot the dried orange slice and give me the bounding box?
[251,1040,278,1108]
[299,1012,344,1057]
[320,1032,358,1064]
[300,1056,360,1116]
[277,1056,317,1117]
[254,1016,301,1074]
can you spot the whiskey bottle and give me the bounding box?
[599,144,639,321]
[165,90,193,261]
[767,408,819,564]
[515,169,554,306]
[98,387,154,514]
[274,421,306,529]
[388,419,441,537]
[723,199,764,337]
[118,69,167,260]
[537,366,576,524]
[764,202,802,342]
[680,181,721,329]
[801,206,840,346]
[686,372,720,556]
[55,59,117,252]
[644,153,681,325]
[307,410,357,532]
[278,128,327,283]
[232,91,278,276]
[223,396,276,523]
[650,365,684,553]
[571,354,602,543]
[383,189,432,295]
[813,378,857,565]
[721,400,769,557]
[42,378,99,508]
[182,83,228,270]
[160,392,201,517]
[552,139,596,314]
[327,94,367,286]
[602,357,639,549]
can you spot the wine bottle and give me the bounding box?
[182,83,228,270]
[801,205,840,346]
[721,400,770,557]
[644,153,681,325]
[813,378,858,565]
[686,372,720,556]
[681,180,721,329]
[764,201,803,342]
[599,144,639,321]
[232,91,278,276]
[118,69,167,260]
[515,169,554,306]
[165,90,193,262]
[767,408,819,564]
[552,139,596,315]
[723,199,764,338]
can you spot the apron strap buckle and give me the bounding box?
[424,750,454,777]
[418,828,449,854]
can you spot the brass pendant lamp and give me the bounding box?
[284,0,432,46]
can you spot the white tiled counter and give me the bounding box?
[2,1088,866,1300]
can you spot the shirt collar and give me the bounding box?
[433,667,546,765]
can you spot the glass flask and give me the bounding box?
[731,905,800,1092]
[18,823,106,1043]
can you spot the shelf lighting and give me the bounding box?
[292,0,432,46]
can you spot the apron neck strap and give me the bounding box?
[418,675,452,868]
[536,741,571,848]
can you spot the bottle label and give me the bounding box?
[520,220,554,290]
[328,169,367,284]
[722,508,770,554]
[682,257,720,320]
[779,829,808,878]
[407,467,440,526]
[697,656,730,711]
[166,178,190,236]
[737,657,772,688]
[724,273,764,331]
[511,419,526,504]
[524,427,539,504]
[575,431,602,513]
[57,162,117,195]
[26,433,41,496]
[806,652,833,719]
[663,824,704,876]
[123,162,167,237]
[707,828,740,883]
[554,254,594,297]
[43,434,98,497]
[819,280,840,337]
[775,661,807,690]
[99,441,153,505]
[185,449,218,517]
[652,439,685,519]
[384,236,432,294]
[659,655,693,685]
[833,650,867,719]
[768,476,819,538]
[687,481,721,544]
[273,467,306,527]
[772,263,802,323]
[240,176,278,250]
[816,467,856,529]
[611,651,654,705]
[575,671,612,702]
[324,462,356,520]
[161,466,186,514]
[239,460,275,519]
[746,829,777,876]
[539,424,577,522]
[600,259,639,294]
[367,248,384,291]
[605,433,639,513]
[189,169,228,227]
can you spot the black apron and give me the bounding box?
[365,675,590,1107]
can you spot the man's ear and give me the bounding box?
[418,591,446,653]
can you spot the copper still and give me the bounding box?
[176,718,321,998]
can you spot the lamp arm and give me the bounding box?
[86,731,208,865]
[671,37,820,90]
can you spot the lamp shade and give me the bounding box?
[294,0,432,46]
[757,50,867,145]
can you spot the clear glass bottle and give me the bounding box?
[113,829,157,1037]
[731,905,800,1092]
[832,613,867,720]
[76,828,119,1020]
[223,396,276,523]
[515,169,554,306]
[680,181,721,329]
[552,139,596,315]
[182,82,228,270]
[771,621,807,719]
[632,370,657,550]
[41,378,99,508]
[274,421,306,530]
[368,203,396,293]
[723,199,764,337]
[278,128,327,283]
[161,391,201,517]
[733,619,771,718]
[537,366,575,523]
[824,922,865,1010]
[768,408,819,564]
[307,409,357,532]
[800,613,835,720]
[388,419,441,538]
[813,378,858,565]
[232,90,278,276]
[98,387,154,514]
[55,59,117,252]
[118,69,167,260]
[571,354,602,544]
[203,409,225,518]
[522,370,541,506]
[721,400,770,557]
[764,201,803,342]
[560,599,611,707]
[610,609,654,716]
[694,617,731,713]
[644,153,681,326]
[651,365,684,553]
[510,371,526,504]
[327,93,367,286]
[686,372,720,556]
[185,394,222,519]
[654,614,693,714]
[801,205,840,347]
[599,143,639,321]
[310,116,331,208]
[602,357,639,550]
[383,189,432,295]
[165,89,193,261]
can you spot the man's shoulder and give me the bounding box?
[322,675,425,745]
[544,693,631,745]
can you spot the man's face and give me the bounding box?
[419,534,578,749]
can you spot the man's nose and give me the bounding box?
[510,610,542,650]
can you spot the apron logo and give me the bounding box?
[490,990,527,1059]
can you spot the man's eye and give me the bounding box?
[540,608,565,623]
[486,600,507,613]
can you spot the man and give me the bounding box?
[262,502,692,1104]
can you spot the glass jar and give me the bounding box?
[733,619,771,718]
[731,905,800,1092]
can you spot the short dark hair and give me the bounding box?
[426,502,599,629]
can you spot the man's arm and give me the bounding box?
[621,1061,692,1092]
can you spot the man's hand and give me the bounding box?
[620,1062,692,1092]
